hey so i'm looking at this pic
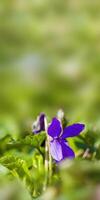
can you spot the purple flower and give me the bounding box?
[32,113,45,134]
[47,118,85,162]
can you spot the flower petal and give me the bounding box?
[39,113,45,131]
[32,113,45,134]
[62,123,85,139]
[48,118,62,138]
[50,139,63,162]
[50,139,75,162]
[60,139,75,159]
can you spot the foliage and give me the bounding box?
[0,120,100,199]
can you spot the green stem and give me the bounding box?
[48,136,52,185]
[43,139,49,191]
[43,117,52,191]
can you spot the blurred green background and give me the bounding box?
[0,0,100,135]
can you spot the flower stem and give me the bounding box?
[48,136,52,185]
[43,139,49,191]
[43,117,52,191]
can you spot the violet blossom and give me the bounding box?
[32,113,85,162]
[32,113,45,134]
[47,118,85,162]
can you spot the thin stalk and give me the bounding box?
[43,117,52,191]
[48,137,52,185]
[43,138,49,191]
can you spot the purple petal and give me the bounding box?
[50,139,63,162]
[48,118,62,138]
[62,123,85,139]
[60,139,75,159]
[39,113,45,131]
[50,139,75,162]
[32,113,45,134]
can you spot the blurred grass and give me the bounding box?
[0,1,100,126]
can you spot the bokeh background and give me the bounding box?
[0,0,100,135]
[0,1,100,199]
